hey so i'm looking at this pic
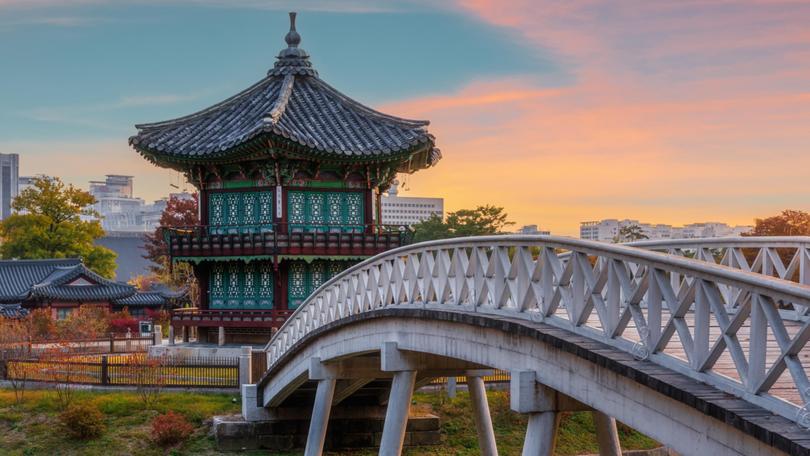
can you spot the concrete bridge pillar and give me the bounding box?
[306,378,336,456]
[305,357,338,455]
[522,411,559,456]
[511,371,560,456]
[379,342,418,456]
[592,411,622,456]
[467,372,498,456]
[380,370,416,456]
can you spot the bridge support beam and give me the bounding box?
[380,370,416,456]
[593,411,621,456]
[468,372,498,456]
[523,411,559,456]
[305,378,336,456]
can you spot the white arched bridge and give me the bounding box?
[240,236,810,456]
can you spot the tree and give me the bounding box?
[744,210,810,277]
[613,224,649,243]
[143,194,199,305]
[412,205,513,242]
[0,176,116,278]
[746,210,810,236]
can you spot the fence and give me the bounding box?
[1,353,239,388]
[1,335,155,359]
[430,370,511,386]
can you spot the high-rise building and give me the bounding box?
[380,180,443,226]
[0,154,19,220]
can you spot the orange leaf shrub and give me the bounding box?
[152,411,194,446]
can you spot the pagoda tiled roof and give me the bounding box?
[0,258,136,303]
[130,13,440,168]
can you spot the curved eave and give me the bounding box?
[130,131,439,172]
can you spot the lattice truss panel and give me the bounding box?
[264,237,810,423]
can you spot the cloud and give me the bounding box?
[382,73,810,236]
[373,0,810,235]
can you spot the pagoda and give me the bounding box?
[130,13,440,345]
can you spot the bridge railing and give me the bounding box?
[263,235,810,423]
[625,237,810,320]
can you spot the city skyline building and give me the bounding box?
[380,180,444,226]
[580,219,753,242]
[0,153,19,221]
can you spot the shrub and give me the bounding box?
[152,411,194,446]
[59,403,105,439]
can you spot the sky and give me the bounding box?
[1,0,809,236]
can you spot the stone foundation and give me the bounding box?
[213,413,441,451]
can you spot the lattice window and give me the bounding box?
[226,193,240,227]
[242,263,257,308]
[209,193,226,226]
[328,261,345,280]
[258,192,273,224]
[209,261,275,309]
[210,264,226,307]
[311,261,326,291]
[288,191,306,225]
[288,261,308,309]
[287,191,365,232]
[307,192,325,227]
[242,192,258,226]
[327,193,343,226]
[345,192,363,226]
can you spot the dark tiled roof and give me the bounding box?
[0,304,29,319]
[130,13,440,167]
[113,287,187,307]
[29,264,135,302]
[113,291,167,307]
[0,258,82,303]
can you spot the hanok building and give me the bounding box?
[0,259,182,321]
[130,13,440,345]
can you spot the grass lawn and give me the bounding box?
[0,387,658,455]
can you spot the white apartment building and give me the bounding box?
[89,175,190,233]
[516,224,551,235]
[380,180,443,226]
[580,219,752,242]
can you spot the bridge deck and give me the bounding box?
[574,309,807,406]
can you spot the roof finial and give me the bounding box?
[285,12,300,48]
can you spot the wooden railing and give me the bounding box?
[171,308,294,328]
[164,223,412,258]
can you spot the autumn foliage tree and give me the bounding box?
[0,176,116,278]
[743,210,810,278]
[143,193,199,305]
[746,210,810,237]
